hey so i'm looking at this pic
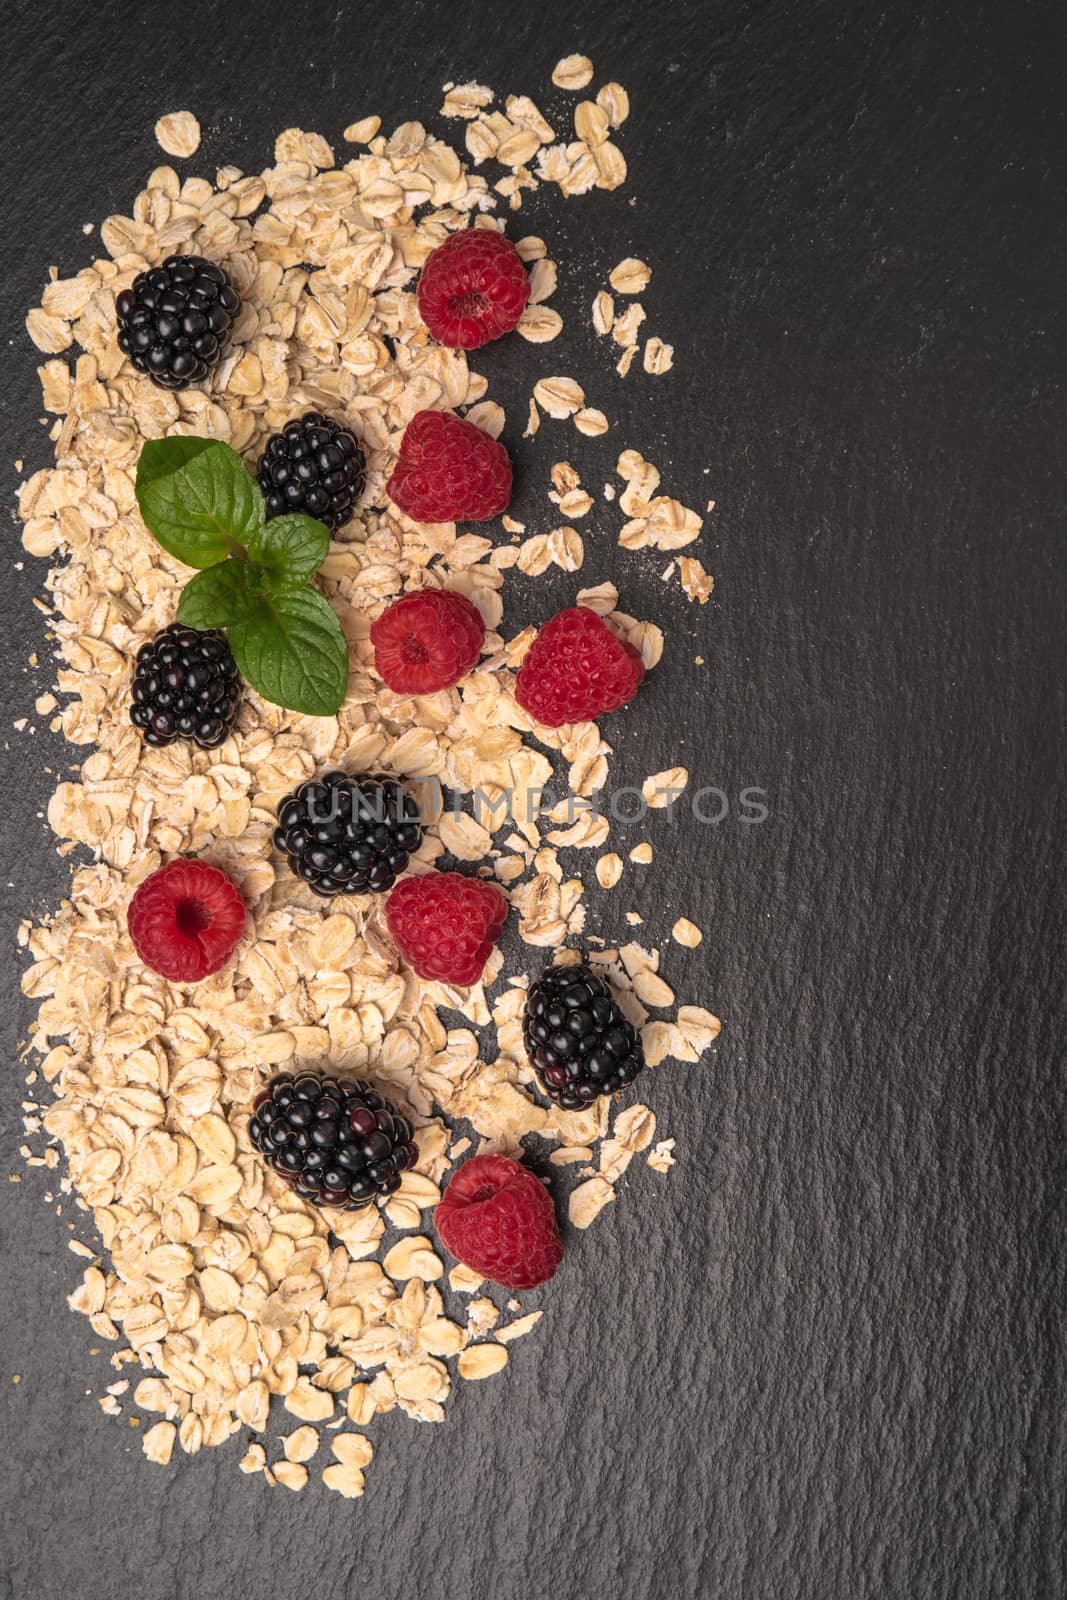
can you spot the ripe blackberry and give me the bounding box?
[257,413,366,531]
[116,255,240,390]
[523,959,646,1109]
[249,1071,419,1210]
[130,623,241,749]
[273,770,423,897]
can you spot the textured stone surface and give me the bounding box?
[0,2,1063,1597]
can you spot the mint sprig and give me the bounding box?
[136,437,349,717]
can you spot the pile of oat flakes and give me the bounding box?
[15,59,720,1496]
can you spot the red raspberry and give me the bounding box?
[387,410,512,524]
[370,589,485,695]
[127,860,246,983]
[417,229,530,350]
[514,606,646,728]
[385,872,508,987]
[434,1154,563,1290]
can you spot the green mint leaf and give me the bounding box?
[176,560,258,628]
[247,514,331,590]
[244,561,272,594]
[136,437,265,569]
[227,587,349,715]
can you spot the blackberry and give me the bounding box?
[257,413,366,531]
[130,623,241,749]
[116,255,240,390]
[523,959,646,1110]
[273,770,423,897]
[249,1071,418,1210]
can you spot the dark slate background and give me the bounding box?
[0,2,1063,1597]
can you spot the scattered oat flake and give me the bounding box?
[323,1464,366,1499]
[678,557,714,604]
[676,1006,722,1054]
[449,1264,485,1294]
[441,82,494,119]
[495,1311,543,1344]
[643,338,674,376]
[26,310,72,354]
[612,304,646,349]
[549,1145,593,1165]
[633,971,675,1009]
[332,1433,374,1468]
[154,112,200,159]
[533,376,585,418]
[575,101,610,147]
[142,1421,176,1466]
[629,842,653,863]
[642,768,689,807]
[574,407,609,437]
[594,141,627,191]
[284,1379,334,1424]
[383,1237,444,1281]
[343,116,381,143]
[647,1139,677,1173]
[569,1176,616,1229]
[558,489,594,518]
[274,1461,309,1492]
[518,305,563,343]
[672,917,703,947]
[609,258,651,295]
[576,581,618,613]
[596,854,623,889]
[596,83,630,127]
[458,1344,509,1380]
[592,291,615,335]
[552,55,594,90]
[283,1426,320,1464]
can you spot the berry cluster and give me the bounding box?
[130,623,241,750]
[249,1072,418,1210]
[256,412,366,531]
[523,960,646,1110]
[273,771,423,897]
[116,255,240,390]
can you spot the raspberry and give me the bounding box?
[384,872,508,987]
[127,860,246,983]
[370,589,486,695]
[514,606,646,728]
[387,410,512,524]
[417,229,530,350]
[434,1154,563,1290]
